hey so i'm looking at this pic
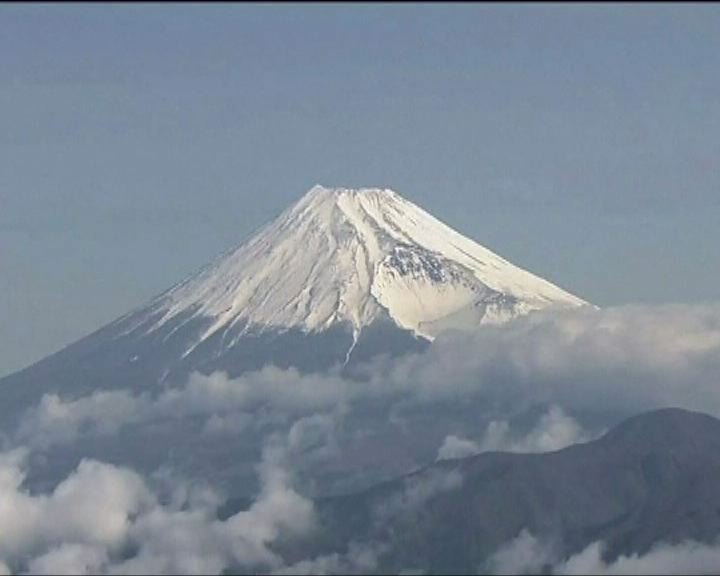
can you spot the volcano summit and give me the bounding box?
[154,185,584,344]
[0,185,586,418]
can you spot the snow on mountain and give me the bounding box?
[147,185,586,352]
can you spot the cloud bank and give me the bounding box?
[556,539,720,575]
[15,304,720,454]
[5,303,720,573]
[487,530,720,575]
[0,442,315,575]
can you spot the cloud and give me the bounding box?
[0,441,316,575]
[286,412,341,460]
[17,304,720,454]
[375,468,463,524]
[15,367,352,450]
[26,544,108,576]
[486,529,556,575]
[0,449,152,566]
[487,531,720,576]
[16,391,147,449]
[437,406,591,461]
[201,412,252,437]
[5,303,720,573]
[111,440,316,575]
[273,541,384,575]
[11,302,720,517]
[390,304,720,418]
[0,449,150,572]
[555,539,720,575]
[436,435,481,461]
[479,406,591,454]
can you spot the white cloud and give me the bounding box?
[486,530,556,575]
[395,304,720,414]
[16,391,147,449]
[436,435,481,461]
[17,305,720,455]
[7,303,720,573]
[110,440,316,575]
[555,539,720,575]
[437,406,589,463]
[0,450,150,570]
[488,532,720,576]
[479,406,591,454]
[26,544,108,576]
[0,441,316,575]
[15,367,353,450]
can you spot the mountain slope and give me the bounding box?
[142,185,584,350]
[0,185,586,424]
[276,408,720,574]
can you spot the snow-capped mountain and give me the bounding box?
[140,185,584,350]
[0,183,589,496]
[0,185,586,423]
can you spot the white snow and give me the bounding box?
[148,185,587,349]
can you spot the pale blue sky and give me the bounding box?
[2,4,720,376]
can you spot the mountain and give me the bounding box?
[151,185,584,344]
[271,408,720,574]
[0,185,585,424]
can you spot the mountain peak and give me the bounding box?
[295,185,402,213]
[147,184,586,355]
[307,184,397,196]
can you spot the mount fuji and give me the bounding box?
[0,185,586,423]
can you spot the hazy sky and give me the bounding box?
[2,4,720,376]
